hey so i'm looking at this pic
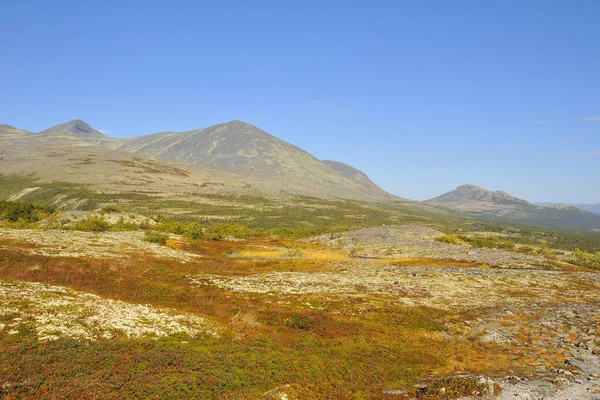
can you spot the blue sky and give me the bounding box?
[1,0,598,203]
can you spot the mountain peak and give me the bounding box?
[40,119,105,138]
[456,184,483,190]
[429,184,530,206]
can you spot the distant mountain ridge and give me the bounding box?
[428,184,530,206]
[536,202,600,215]
[426,184,600,231]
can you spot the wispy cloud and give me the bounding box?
[574,152,600,157]
[98,129,111,135]
[557,138,570,144]
[534,120,548,124]
[578,116,600,122]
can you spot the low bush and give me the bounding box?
[467,235,501,249]
[498,240,516,251]
[73,217,110,232]
[0,201,45,223]
[572,248,600,270]
[144,231,169,245]
[435,234,462,245]
[101,205,122,213]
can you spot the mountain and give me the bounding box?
[40,119,105,139]
[426,185,600,231]
[572,203,600,215]
[429,184,530,206]
[1,119,397,203]
[321,160,384,192]
[116,120,394,200]
[536,202,600,215]
[39,119,119,147]
[0,124,30,136]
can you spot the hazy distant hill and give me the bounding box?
[429,184,530,206]
[536,202,600,215]
[426,185,600,231]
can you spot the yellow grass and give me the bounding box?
[237,249,349,262]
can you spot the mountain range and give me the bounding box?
[1,119,599,231]
[0,120,393,202]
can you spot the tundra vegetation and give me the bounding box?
[1,194,600,398]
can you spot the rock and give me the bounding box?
[553,377,570,388]
[381,389,407,396]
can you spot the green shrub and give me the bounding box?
[184,222,204,240]
[518,245,535,254]
[498,241,516,251]
[572,248,600,270]
[101,205,122,213]
[0,201,51,223]
[435,234,462,245]
[73,217,110,232]
[144,231,169,245]
[467,235,501,249]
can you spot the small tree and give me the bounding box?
[284,245,303,272]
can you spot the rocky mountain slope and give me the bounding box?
[427,185,600,231]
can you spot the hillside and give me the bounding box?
[3,119,600,231]
[321,160,385,192]
[115,120,394,200]
[426,185,600,231]
[429,184,530,206]
[0,120,399,212]
[537,202,600,216]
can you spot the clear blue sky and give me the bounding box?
[1,0,598,203]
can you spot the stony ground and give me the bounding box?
[191,264,597,310]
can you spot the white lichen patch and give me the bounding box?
[191,264,599,311]
[0,279,218,341]
[0,228,200,262]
